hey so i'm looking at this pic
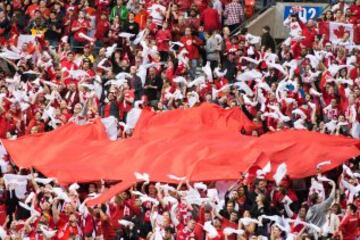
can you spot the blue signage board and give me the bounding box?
[284,6,323,22]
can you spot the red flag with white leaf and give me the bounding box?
[329,22,354,44]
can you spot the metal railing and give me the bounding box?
[230,0,275,36]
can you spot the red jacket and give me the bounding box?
[201,7,221,32]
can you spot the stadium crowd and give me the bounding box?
[0,0,358,239]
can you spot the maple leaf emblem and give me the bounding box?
[333,25,350,39]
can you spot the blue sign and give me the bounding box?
[284,6,323,22]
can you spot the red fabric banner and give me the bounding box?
[2,103,359,205]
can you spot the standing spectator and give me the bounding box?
[110,0,128,24]
[205,31,222,69]
[123,12,139,36]
[39,0,50,20]
[212,0,223,22]
[25,10,47,36]
[71,11,94,47]
[223,0,244,33]
[95,0,111,20]
[144,67,163,105]
[95,12,110,48]
[156,22,172,61]
[223,52,237,83]
[185,7,201,33]
[128,66,144,101]
[306,178,336,228]
[25,0,40,18]
[63,7,76,36]
[337,204,359,240]
[261,25,276,53]
[45,11,62,47]
[0,9,10,45]
[134,2,148,30]
[180,27,203,79]
[101,91,120,120]
[200,2,221,33]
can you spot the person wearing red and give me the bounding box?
[272,179,299,214]
[0,10,10,46]
[299,19,317,49]
[177,0,192,12]
[200,2,221,33]
[176,218,197,240]
[221,212,238,240]
[95,0,111,20]
[337,204,359,240]
[63,7,76,35]
[349,0,360,24]
[180,27,203,78]
[60,52,79,84]
[95,12,110,46]
[211,217,225,240]
[57,214,82,240]
[109,194,126,230]
[156,22,172,61]
[25,0,40,18]
[71,11,93,45]
[25,111,45,135]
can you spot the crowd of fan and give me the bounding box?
[0,0,359,239]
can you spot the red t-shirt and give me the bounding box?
[200,8,221,32]
[72,19,91,43]
[95,19,110,40]
[180,35,203,60]
[25,4,39,17]
[156,29,172,52]
[339,213,359,240]
[176,226,195,240]
[222,219,237,240]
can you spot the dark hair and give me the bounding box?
[165,226,175,234]
[213,216,222,222]
[227,200,235,207]
[240,28,248,35]
[348,203,357,213]
[309,193,319,205]
[263,25,271,32]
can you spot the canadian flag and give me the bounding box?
[329,22,354,44]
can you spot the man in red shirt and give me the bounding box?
[156,22,172,61]
[180,27,203,79]
[176,218,197,240]
[200,2,221,33]
[338,204,359,240]
[95,12,110,45]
